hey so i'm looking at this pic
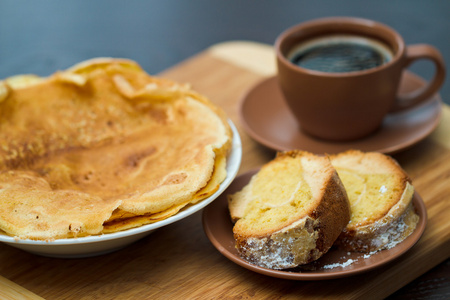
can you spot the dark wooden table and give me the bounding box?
[0,1,448,299]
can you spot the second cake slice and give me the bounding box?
[330,150,419,252]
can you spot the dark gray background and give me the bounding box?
[0,0,449,103]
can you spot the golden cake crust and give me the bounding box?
[229,151,350,269]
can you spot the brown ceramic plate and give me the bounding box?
[202,169,427,280]
[239,71,442,154]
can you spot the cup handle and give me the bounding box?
[390,44,446,113]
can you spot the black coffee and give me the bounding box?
[288,35,393,73]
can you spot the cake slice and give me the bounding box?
[228,151,350,269]
[330,150,419,252]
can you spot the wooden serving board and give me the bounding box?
[0,41,449,299]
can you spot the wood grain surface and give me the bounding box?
[0,42,448,299]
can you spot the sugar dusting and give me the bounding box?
[315,208,416,270]
[244,237,297,269]
[369,218,408,250]
[237,218,320,270]
[238,217,413,271]
[320,250,379,270]
[323,258,355,269]
[240,208,417,271]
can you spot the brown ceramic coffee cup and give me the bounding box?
[275,17,446,141]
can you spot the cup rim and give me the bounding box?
[275,17,405,77]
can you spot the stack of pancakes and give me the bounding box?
[0,58,232,240]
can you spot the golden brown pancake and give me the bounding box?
[103,145,228,232]
[0,58,232,240]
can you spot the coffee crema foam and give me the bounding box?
[287,35,394,73]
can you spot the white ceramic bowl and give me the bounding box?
[0,120,242,258]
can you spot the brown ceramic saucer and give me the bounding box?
[239,71,442,154]
[202,169,427,281]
